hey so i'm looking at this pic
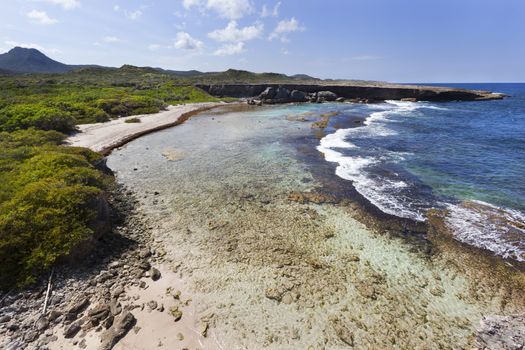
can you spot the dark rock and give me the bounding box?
[64,322,81,338]
[149,267,161,281]
[35,316,49,331]
[138,261,151,271]
[290,90,308,102]
[317,91,338,102]
[88,304,110,324]
[147,300,158,311]
[99,311,136,350]
[273,87,290,100]
[24,330,39,343]
[67,297,90,315]
[259,87,276,100]
[110,298,122,316]
[0,315,11,323]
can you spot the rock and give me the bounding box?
[149,267,161,281]
[48,310,62,322]
[273,87,291,100]
[109,261,122,269]
[147,300,158,311]
[476,314,525,350]
[67,297,90,315]
[97,271,115,284]
[333,320,354,346]
[317,91,338,102]
[103,315,114,329]
[169,306,183,321]
[401,97,417,102]
[177,332,184,341]
[259,87,276,100]
[0,315,11,323]
[35,316,49,331]
[99,311,136,350]
[281,293,294,305]
[24,330,39,343]
[200,321,209,337]
[64,322,81,338]
[110,298,122,316]
[290,90,308,102]
[265,288,284,302]
[336,97,346,102]
[88,304,110,324]
[112,286,125,298]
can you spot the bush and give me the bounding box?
[0,129,113,289]
[125,117,141,123]
[0,104,76,132]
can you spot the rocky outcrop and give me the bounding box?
[196,83,504,103]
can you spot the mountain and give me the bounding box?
[0,47,320,81]
[0,47,73,73]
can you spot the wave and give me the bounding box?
[445,200,525,261]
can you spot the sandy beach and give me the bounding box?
[66,102,226,154]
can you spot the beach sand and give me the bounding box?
[66,102,226,154]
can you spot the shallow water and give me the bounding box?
[107,104,524,349]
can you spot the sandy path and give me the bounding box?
[66,102,225,154]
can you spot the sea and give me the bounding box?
[318,83,525,261]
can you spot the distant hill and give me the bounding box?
[0,47,72,73]
[0,47,320,81]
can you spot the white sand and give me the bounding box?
[66,102,224,153]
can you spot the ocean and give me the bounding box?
[318,83,525,261]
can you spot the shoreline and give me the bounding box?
[66,102,232,155]
[2,102,524,349]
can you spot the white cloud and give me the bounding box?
[182,0,202,9]
[27,10,58,25]
[261,1,280,17]
[33,0,80,10]
[4,40,61,54]
[113,5,120,11]
[269,17,305,41]
[184,0,253,20]
[281,48,289,55]
[208,21,262,42]
[174,32,204,51]
[214,42,245,56]
[125,9,142,20]
[103,36,121,43]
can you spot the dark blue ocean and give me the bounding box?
[317,83,525,261]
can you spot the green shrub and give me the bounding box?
[0,129,113,289]
[125,117,141,123]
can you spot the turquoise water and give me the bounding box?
[318,84,525,261]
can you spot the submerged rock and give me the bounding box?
[476,314,525,350]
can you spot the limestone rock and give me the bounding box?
[99,311,136,350]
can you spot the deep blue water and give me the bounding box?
[318,83,525,260]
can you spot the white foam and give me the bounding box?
[445,200,525,261]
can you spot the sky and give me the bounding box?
[1,0,525,82]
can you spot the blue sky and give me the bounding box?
[1,0,524,82]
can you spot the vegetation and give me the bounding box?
[0,68,222,132]
[0,66,241,289]
[124,117,141,123]
[0,129,113,288]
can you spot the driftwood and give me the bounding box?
[42,269,54,315]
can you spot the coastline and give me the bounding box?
[66,102,231,155]
[2,102,524,350]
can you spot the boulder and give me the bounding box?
[258,87,276,100]
[290,90,308,102]
[99,311,136,350]
[317,91,338,102]
[149,267,161,281]
[273,87,291,100]
[64,322,81,338]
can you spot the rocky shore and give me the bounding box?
[0,185,208,350]
[197,82,505,104]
